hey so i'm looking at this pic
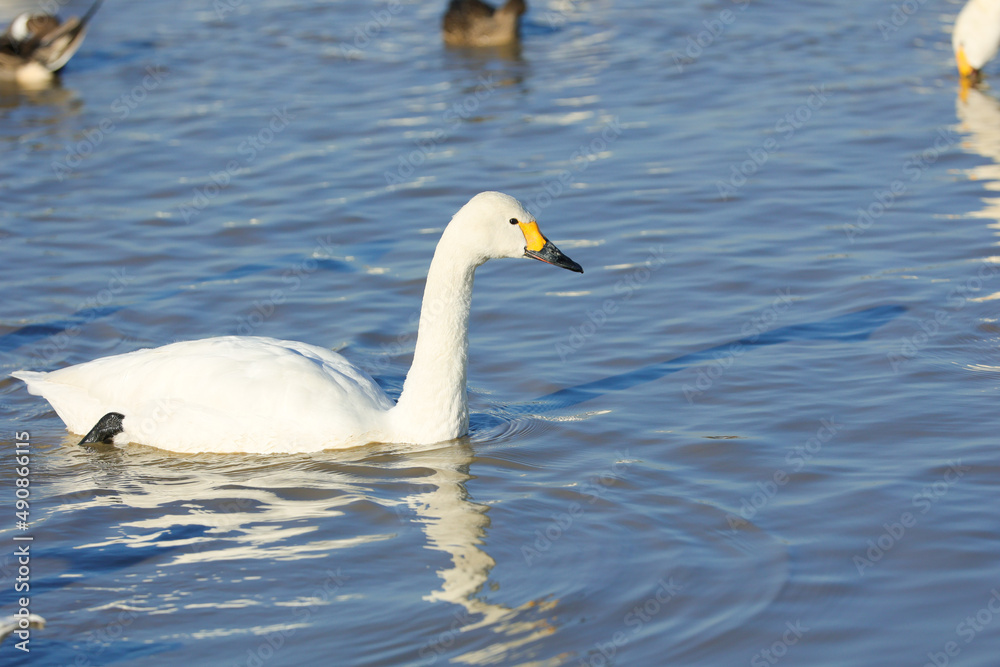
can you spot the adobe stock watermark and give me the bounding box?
[232,234,341,335]
[556,245,669,362]
[52,66,168,181]
[73,609,139,665]
[73,603,150,665]
[338,0,404,59]
[178,107,295,223]
[726,417,841,530]
[682,288,794,403]
[360,276,484,380]
[577,577,682,667]
[520,454,632,566]
[358,280,482,379]
[539,0,580,28]
[226,569,347,667]
[36,0,73,14]
[213,0,245,20]
[669,0,752,74]
[384,74,498,186]
[921,587,1000,667]
[717,85,828,200]
[10,432,34,654]
[73,397,179,449]
[876,0,930,40]
[750,620,809,667]
[852,460,968,576]
[524,115,624,217]
[128,398,178,444]
[28,268,134,367]
[417,608,475,664]
[844,127,959,243]
[887,260,999,373]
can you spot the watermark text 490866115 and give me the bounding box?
[10,431,39,652]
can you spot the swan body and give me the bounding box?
[14,192,583,454]
[953,0,1000,82]
[442,0,527,47]
[15,337,395,453]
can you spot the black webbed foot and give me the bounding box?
[78,412,124,445]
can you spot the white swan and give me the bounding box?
[953,0,1000,82]
[13,192,583,454]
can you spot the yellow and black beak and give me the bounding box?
[519,220,583,273]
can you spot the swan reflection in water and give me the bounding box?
[955,83,1000,301]
[397,440,558,662]
[954,83,1000,375]
[53,435,557,663]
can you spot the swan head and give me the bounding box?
[447,191,583,273]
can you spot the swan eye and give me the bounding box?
[509,218,519,225]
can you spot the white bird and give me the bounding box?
[0,613,45,645]
[952,0,1000,83]
[13,192,583,454]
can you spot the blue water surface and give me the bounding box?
[1,1,999,665]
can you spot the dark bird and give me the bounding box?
[0,0,103,86]
[442,0,527,47]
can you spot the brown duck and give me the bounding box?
[442,0,527,47]
[0,0,103,86]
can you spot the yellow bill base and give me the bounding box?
[519,220,548,252]
[957,47,976,80]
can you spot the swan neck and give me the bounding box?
[391,240,478,442]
